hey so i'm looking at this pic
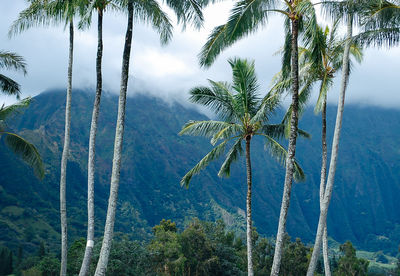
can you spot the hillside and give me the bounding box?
[1,89,399,255]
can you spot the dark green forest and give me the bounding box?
[2,218,394,275]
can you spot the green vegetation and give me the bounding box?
[2,219,391,276]
[2,0,400,274]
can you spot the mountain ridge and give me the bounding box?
[1,89,399,255]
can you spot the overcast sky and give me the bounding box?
[1,1,399,109]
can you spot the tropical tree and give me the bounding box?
[198,2,319,274]
[305,21,362,276]
[78,1,214,274]
[306,1,363,274]
[0,99,44,179]
[273,18,363,275]
[77,1,114,274]
[180,58,306,276]
[9,1,86,274]
[93,0,221,274]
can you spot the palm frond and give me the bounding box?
[0,98,31,121]
[354,27,400,48]
[189,83,238,121]
[164,0,204,30]
[0,74,21,98]
[314,73,333,114]
[250,90,281,124]
[8,0,81,36]
[1,131,44,179]
[179,120,238,139]
[0,51,27,74]
[133,0,173,44]
[259,124,310,140]
[218,138,243,177]
[260,133,305,182]
[198,0,277,67]
[210,124,242,145]
[229,58,260,117]
[180,140,227,188]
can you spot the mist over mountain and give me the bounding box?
[1,89,399,255]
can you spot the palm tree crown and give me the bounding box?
[180,58,305,187]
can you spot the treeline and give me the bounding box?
[2,219,398,276]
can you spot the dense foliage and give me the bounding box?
[2,219,388,275]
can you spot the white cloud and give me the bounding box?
[0,0,399,109]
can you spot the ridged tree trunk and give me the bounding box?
[245,136,254,276]
[306,14,353,276]
[94,2,133,275]
[79,10,103,276]
[270,17,300,276]
[59,20,73,276]
[320,97,331,276]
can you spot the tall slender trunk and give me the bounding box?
[245,136,254,276]
[320,97,331,276]
[306,14,353,276]
[79,9,103,276]
[270,17,300,276]
[94,2,133,275]
[60,20,73,276]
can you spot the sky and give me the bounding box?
[1,1,399,109]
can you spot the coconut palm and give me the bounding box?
[0,99,44,179]
[305,1,366,274]
[76,1,116,274]
[93,0,175,274]
[273,19,363,275]
[9,1,86,274]
[180,58,307,276]
[79,0,210,274]
[306,22,362,276]
[198,2,320,274]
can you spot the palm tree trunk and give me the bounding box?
[60,19,73,276]
[323,226,330,276]
[320,98,331,276]
[94,2,133,275]
[79,9,103,276]
[306,14,353,276]
[270,17,300,276]
[245,136,254,276]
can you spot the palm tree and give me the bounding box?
[306,1,365,274]
[273,19,363,275]
[93,0,174,274]
[80,0,210,274]
[77,1,115,274]
[301,21,363,275]
[198,2,319,274]
[9,1,86,274]
[180,58,306,276]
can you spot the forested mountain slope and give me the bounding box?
[1,89,399,255]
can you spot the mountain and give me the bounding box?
[1,89,400,255]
